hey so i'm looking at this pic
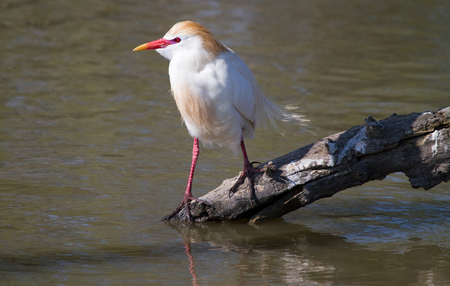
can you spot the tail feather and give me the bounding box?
[256,95,308,134]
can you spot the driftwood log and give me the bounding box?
[164,106,450,223]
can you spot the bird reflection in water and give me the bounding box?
[171,223,199,285]
[183,238,199,286]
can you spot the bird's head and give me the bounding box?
[133,21,227,61]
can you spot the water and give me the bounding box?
[1,0,449,284]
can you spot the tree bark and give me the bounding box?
[164,106,450,223]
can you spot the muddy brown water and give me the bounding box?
[1,0,449,284]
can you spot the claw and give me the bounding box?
[164,196,210,223]
[229,166,263,198]
[164,195,194,222]
[228,160,278,198]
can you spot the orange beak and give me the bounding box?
[133,38,173,51]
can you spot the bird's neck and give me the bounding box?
[170,49,213,72]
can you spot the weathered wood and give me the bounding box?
[164,106,450,223]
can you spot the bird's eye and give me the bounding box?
[173,37,181,43]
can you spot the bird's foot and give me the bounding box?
[229,161,278,198]
[229,162,263,197]
[164,195,210,223]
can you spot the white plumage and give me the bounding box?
[133,21,305,221]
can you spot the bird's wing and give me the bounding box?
[223,51,259,123]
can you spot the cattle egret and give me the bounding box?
[133,21,306,221]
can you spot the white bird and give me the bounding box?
[133,21,305,221]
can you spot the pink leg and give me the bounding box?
[240,137,252,171]
[165,138,200,222]
[185,137,199,199]
[229,137,263,196]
